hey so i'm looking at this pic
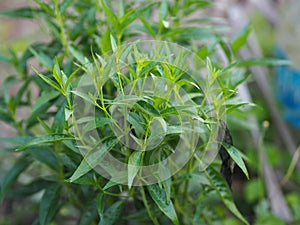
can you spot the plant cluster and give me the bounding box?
[0,1,285,225]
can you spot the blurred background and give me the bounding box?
[1,0,300,224]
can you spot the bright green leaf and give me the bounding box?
[231,24,252,53]
[222,143,249,179]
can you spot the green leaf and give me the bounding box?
[159,0,168,21]
[221,59,291,73]
[147,184,179,225]
[0,157,32,202]
[60,0,73,13]
[128,151,143,188]
[7,179,51,198]
[136,100,160,117]
[52,104,65,133]
[12,78,31,112]
[32,91,60,112]
[120,2,157,28]
[141,187,160,225]
[110,34,118,52]
[96,192,105,220]
[69,45,88,65]
[29,47,53,70]
[231,24,252,53]
[140,16,156,37]
[28,148,60,171]
[99,201,124,225]
[0,136,35,145]
[127,111,146,137]
[79,200,98,225]
[39,184,61,225]
[16,134,73,151]
[222,143,249,179]
[100,0,120,35]
[34,0,55,16]
[32,67,62,92]
[0,54,10,63]
[205,166,249,225]
[69,138,118,182]
[0,8,42,18]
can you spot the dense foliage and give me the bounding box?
[0,1,295,225]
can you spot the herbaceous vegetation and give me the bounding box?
[0,1,287,225]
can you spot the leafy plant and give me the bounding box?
[0,1,282,224]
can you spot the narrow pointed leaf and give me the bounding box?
[205,166,249,225]
[69,138,118,182]
[128,151,143,188]
[0,157,32,202]
[99,201,124,225]
[222,143,249,179]
[147,184,179,225]
[16,134,73,151]
[231,24,252,53]
[39,184,62,225]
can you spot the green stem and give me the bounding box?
[54,0,69,54]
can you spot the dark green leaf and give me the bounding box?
[0,136,35,146]
[12,78,31,112]
[16,134,73,151]
[96,192,105,220]
[32,67,62,92]
[39,184,62,225]
[0,157,32,202]
[127,111,146,137]
[136,100,160,117]
[147,184,179,225]
[99,201,124,225]
[0,8,43,18]
[34,0,55,16]
[28,147,60,171]
[52,104,65,133]
[7,179,51,198]
[79,200,98,225]
[205,166,249,225]
[60,0,73,13]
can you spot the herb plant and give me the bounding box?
[0,1,274,224]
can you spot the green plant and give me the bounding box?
[0,1,285,225]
